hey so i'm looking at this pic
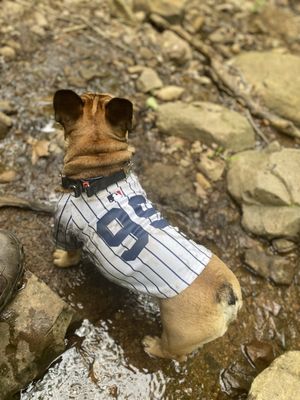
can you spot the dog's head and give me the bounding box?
[53,90,134,178]
[53,90,133,140]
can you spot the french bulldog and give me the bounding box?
[52,90,242,361]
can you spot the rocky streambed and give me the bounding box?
[0,0,300,399]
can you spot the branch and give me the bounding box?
[0,195,54,214]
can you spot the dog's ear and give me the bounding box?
[105,98,133,133]
[53,90,83,126]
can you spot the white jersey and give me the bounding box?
[54,173,212,298]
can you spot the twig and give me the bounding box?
[245,109,269,144]
[61,24,87,34]
[0,195,54,214]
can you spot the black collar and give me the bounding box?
[61,170,127,197]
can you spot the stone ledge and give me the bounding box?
[0,271,75,399]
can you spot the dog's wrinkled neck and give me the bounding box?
[63,134,133,179]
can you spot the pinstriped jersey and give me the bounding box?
[54,173,212,298]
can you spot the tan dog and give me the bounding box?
[52,90,242,361]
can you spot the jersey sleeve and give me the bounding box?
[53,194,82,251]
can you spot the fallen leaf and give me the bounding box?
[242,339,274,371]
[0,169,17,183]
[27,137,50,164]
[146,97,158,110]
[196,172,211,190]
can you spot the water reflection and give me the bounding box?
[22,319,168,400]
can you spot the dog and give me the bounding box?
[52,89,242,361]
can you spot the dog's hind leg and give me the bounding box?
[53,249,81,268]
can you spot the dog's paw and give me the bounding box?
[53,249,81,268]
[142,335,163,358]
[143,336,188,362]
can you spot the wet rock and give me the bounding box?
[110,0,137,25]
[154,85,184,101]
[242,205,300,240]
[220,360,254,397]
[79,67,103,81]
[196,75,212,86]
[34,11,48,28]
[256,295,282,317]
[136,67,163,93]
[244,248,294,285]
[157,101,255,151]
[0,46,16,60]
[142,162,198,211]
[184,9,204,34]
[0,271,75,399]
[227,144,300,239]
[147,0,186,23]
[135,10,146,22]
[66,75,86,88]
[160,30,192,65]
[248,351,300,400]
[163,135,186,154]
[209,27,233,43]
[139,46,155,60]
[258,5,300,42]
[0,112,13,139]
[198,152,225,182]
[0,100,16,115]
[272,238,297,254]
[1,1,24,17]
[30,25,46,37]
[127,65,145,74]
[231,52,300,126]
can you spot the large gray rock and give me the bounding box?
[242,205,300,239]
[0,271,75,399]
[227,144,300,239]
[157,101,256,152]
[231,52,300,127]
[248,351,300,400]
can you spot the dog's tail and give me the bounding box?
[216,282,242,324]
